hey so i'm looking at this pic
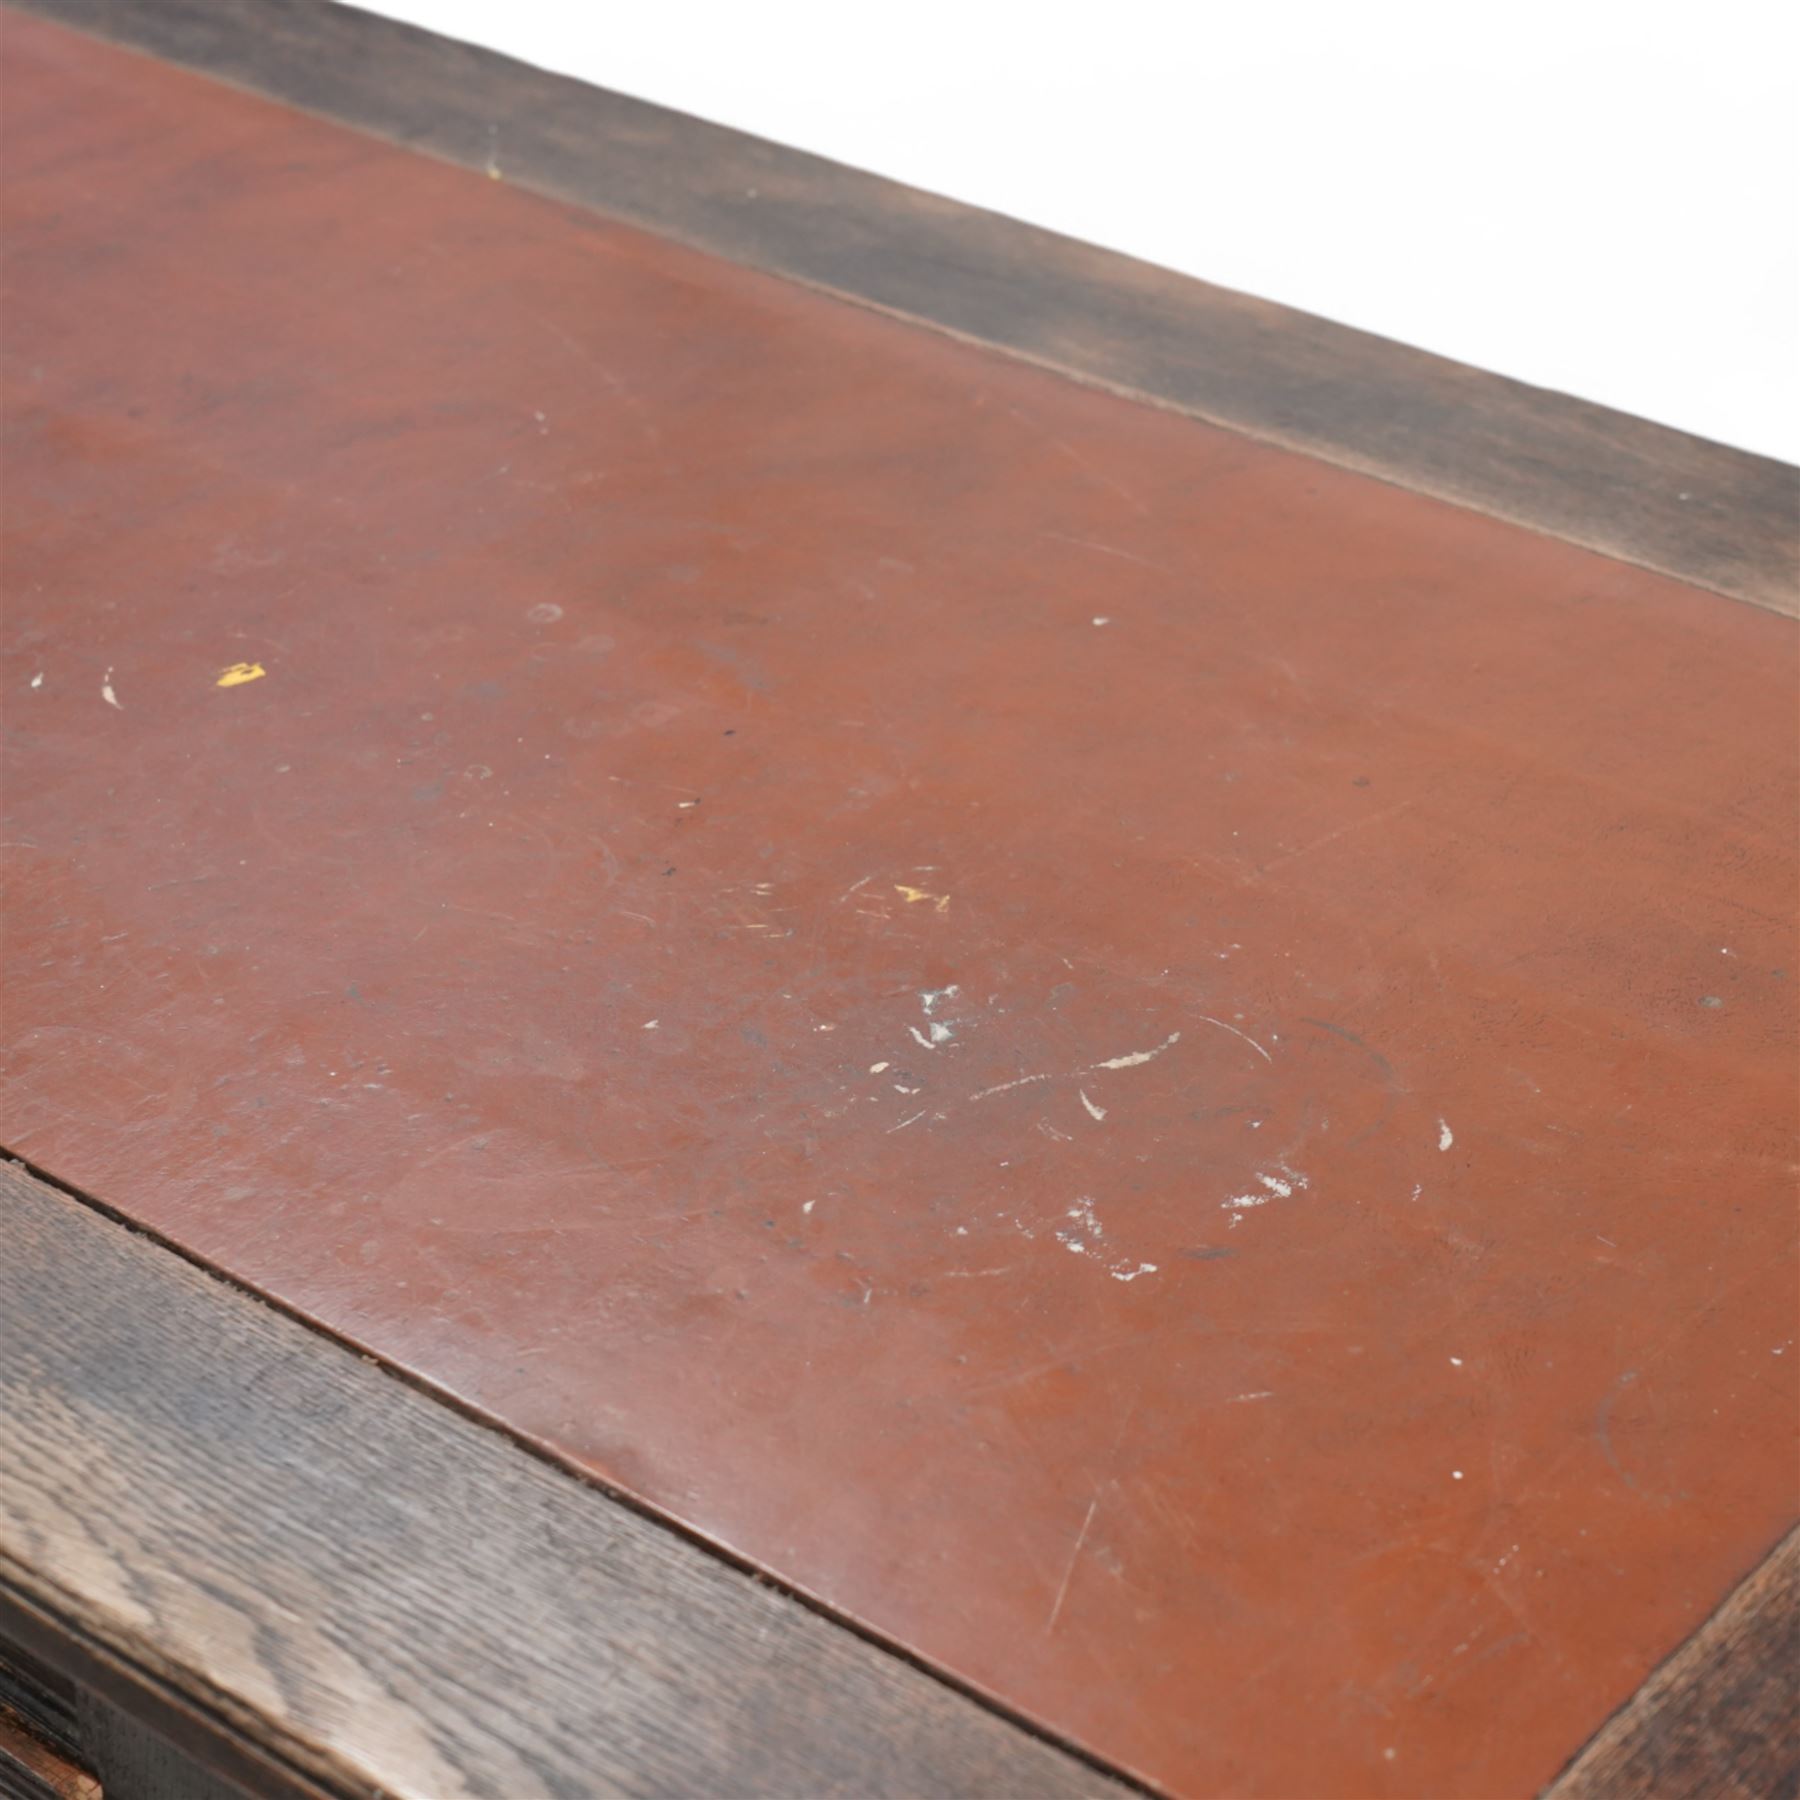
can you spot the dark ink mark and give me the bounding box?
[1181,1246,1235,1261]
[1298,1016,1400,1088]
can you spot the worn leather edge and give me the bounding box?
[2,0,1795,615]
[0,1159,1140,1800]
[1541,1524,1800,1799]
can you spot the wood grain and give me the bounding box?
[1545,1527,1799,1800]
[76,1694,247,1800]
[0,1646,80,1776]
[0,1162,1130,1800]
[6,0,1795,614]
[0,1706,99,1800]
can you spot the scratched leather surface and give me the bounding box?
[2,16,1795,1797]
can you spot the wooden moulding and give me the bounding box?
[7,0,1797,616]
[0,1161,1132,1799]
[1541,1526,1799,1800]
[3,1152,1792,1794]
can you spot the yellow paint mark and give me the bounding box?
[895,884,950,915]
[216,662,267,688]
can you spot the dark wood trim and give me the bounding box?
[5,0,1795,616]
[2,1165,1789,1800]
[0,1162,1134,1800]
[1543,1525,1799,1799]
[0,1701,99,1800]
[75,1690,261,1800]
[0,1597,329,1800]
[0,1646,81,1775]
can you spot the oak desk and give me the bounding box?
[2,3,1795,1795]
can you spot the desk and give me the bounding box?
[2,4,1795,1794]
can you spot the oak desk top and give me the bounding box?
[2,4,1795,1796]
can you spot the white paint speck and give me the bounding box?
[802,1199,815,1213]
[814,1022,836,1032]
[1224,1166,1307,1224]
[29,672,43,689]
[888,1108,928,1133]
[642,1019,659,1029]
[1227,1391,1274,1404]
[1092,615,1111,626]
[101,668,122,709]
[920,984,959,1015]
[1437,1118,1455,1152]
[908,1025,936,1051]
[1079,1088,1107,1122]
[1110,1261,1157,1281]
[869,1061,890,1073]
[1090,1030,1181,1072]
[1451,1470,1464,1480]
[1449,1356,1463,1367]
[1054,1196,1106,1257]
[1410,1183,1423,1201]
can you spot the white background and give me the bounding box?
[368,0,1800,463]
